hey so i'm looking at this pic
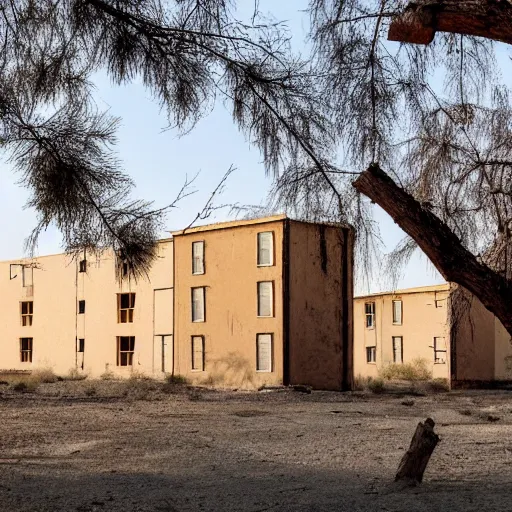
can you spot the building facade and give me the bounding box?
[354,284,512,387]
[0,215,354,390]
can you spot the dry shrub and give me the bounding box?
[353,375,386,393]
[63,368,88,381]
[11,379,39,393]
[31,368,58,383]
[166,374,189,385]
[367,378,385,394]
[380,358,432,381]
[100,370,116,381]
[84,384,97,397]
[427,378,450,393]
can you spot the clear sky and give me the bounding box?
[6,1,508,295]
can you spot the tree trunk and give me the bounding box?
[395,418,439,484]
[353,164,512,337]
[388,0,512,46]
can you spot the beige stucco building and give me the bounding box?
[354,283,512,387]
[0,215,354,390]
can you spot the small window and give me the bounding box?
[20,337,33,363]
[79,259,87,273]
[78,300,86,314]
[392,300,403,325]
[117,336,135,366]
[191,287,205,322]
[257,281,274,317]
[22,266,33,287]
[191,335,205,371]
[365,302,375,328]
[392,336,403,363]
[118,293,135,323]
[257,232,274,266]
[122,261,130,277]
[256,333,273,372]
[366,346,376,363]
[21,301,33,326]
[434,337,447,364]
[192,241,205,275]
[77,338,85,353]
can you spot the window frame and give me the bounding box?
[257,231,274,267]
[78,300,86,314]
[257,281,274,318]
[392,336,403,364]
[256,333,273,372]
[77,338,85,353]
[191,335,205,371]
[433,337,447,364]
[192,241,205,275]
[366,346,376,364]
[191,287,206,323]
[20,301,33,326]
[116,336,135,366]
[20,337,33,363]
[392,300,403,325]
[22,266,33,287]
[117,293,135,323]
[365,302,375,329]
[79,259,87,273]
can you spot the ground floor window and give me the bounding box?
[392,336,403,363]
[191,336,205,371]
[256,333,273,372]
[117,336,135,366]
[434,337,447,364]
[366,346,376,363]
[20,337,33,363]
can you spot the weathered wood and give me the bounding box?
[353,164,512,337]
[388,0,512,46]
[395,417,439,483]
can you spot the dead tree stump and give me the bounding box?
[395,417,439,484]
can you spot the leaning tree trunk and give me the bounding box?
[388,0,512,46]
[353,164,512,337]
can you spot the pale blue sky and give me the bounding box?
[3,2,509,294]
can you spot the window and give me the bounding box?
[22,266,33,287]
[78,300,86,314]
[192,241,205,275]
[21,301,33,326]
[122,261,130,277]
[365,302,375,328]
[117,336,135,366]
[77,338,85,353]
[20,338,33,363]
[118,293,135,323]
[257,232,274,266]
[191,336,205,371]
[257,281,274,317]
[256,333,273,372]
[434,337,447,364]
[366,346,376,363]
[191,287,205,322]
[79,259,87,273]
[392,336,403,363]
[392,300,403,325]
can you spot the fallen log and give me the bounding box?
[395,417,439,483]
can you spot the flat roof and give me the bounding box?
[355,283,450,300]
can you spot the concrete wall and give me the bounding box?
[0,240,174,378]
[494,318,512,380]
[173,218,285,389]
[287,221,353,391]
[353,285,451,381]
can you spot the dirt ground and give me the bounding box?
[1,381,512,512]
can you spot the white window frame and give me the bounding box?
[191,335,205,371]
[392,336,403,364]
[366,346,376,364]
[257,281,274,317]
[257,232,274,267]
[365,302,375,329]
[392,300,403,325]
[192,241,205,275]
[256,333,273,372]
[191,287,206,322]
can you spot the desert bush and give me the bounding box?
[83,384,97,397]
[31,368,58,383]
[165,374,189,385]
[63,368,88,381]
[100,370,116,381]
[367,377,386,394]
[380,358,432,381]
[427,378,450,393]
[129,370,151,381]
[11,379,39,393]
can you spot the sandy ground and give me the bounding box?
[1,382,512,511]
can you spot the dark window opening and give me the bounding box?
[79,260,87,273]
[78,300,85,314]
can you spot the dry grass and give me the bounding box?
[379,358,432,381]
[62,368,88,381]
[353,375,386,394]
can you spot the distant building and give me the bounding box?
[0,215,354,390]
[354,284,512,387]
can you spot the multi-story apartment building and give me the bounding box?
[0,215,354,390]
[354,284,512,387]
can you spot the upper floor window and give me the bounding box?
[192,241,205,275]
[118,293,135,323]
[192,287,206,322]
[257,281,274,317]
[79,259,87,273]
[365,302,375,328]
[22,266,33,287]
[392,300,403,325]
[257,232,274,266]
[21,301,33,326]
[78,300,86,314]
